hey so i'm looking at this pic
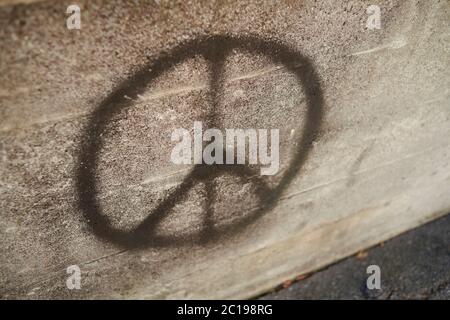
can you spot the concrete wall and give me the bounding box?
[0,0,449,298]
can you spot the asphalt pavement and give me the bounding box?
[259,213,450,300]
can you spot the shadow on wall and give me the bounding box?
[76,34,324,249]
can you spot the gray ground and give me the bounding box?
[259,213,450,300]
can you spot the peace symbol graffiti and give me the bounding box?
[76,34,324,249]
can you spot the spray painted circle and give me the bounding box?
[76,35,324,248]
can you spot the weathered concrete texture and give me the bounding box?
[0,0,449,299]
[260,213,450,300]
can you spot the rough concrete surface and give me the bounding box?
[260,213,450,300]
[0,0,449,299]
